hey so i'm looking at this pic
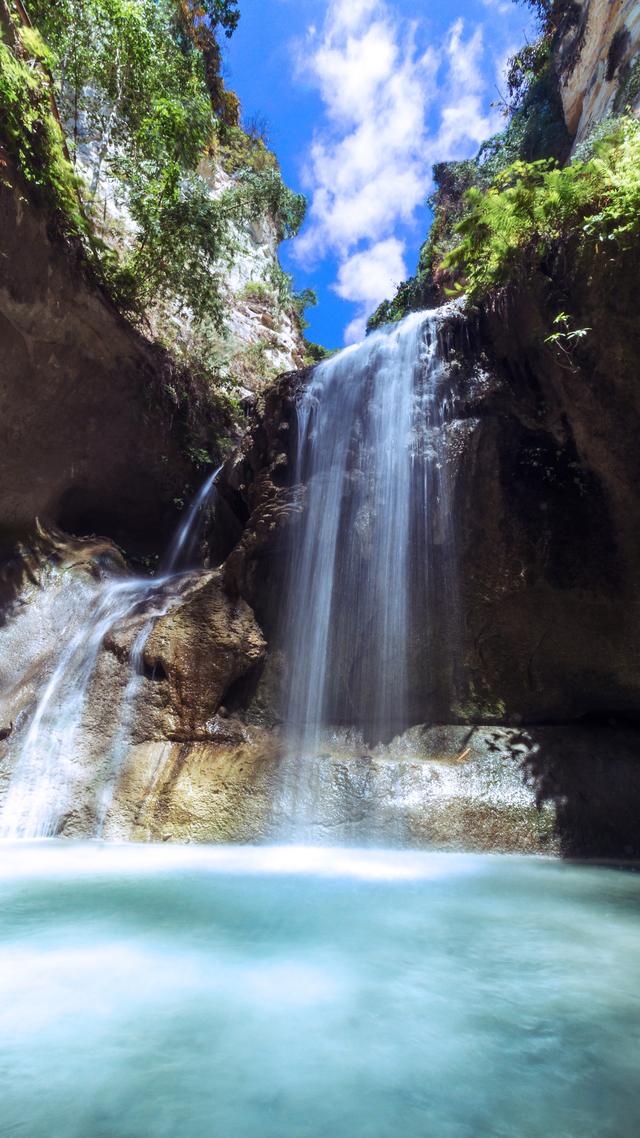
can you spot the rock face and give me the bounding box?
[106,570,267,742]
[105,723,640,858]
[205,165,305,388]
[0,147,224,556]
[108,725,558,851]
[0,528,593,857]
[75,145,306,394]
[218,242,640,731]
[0,531,266,835]
[455,261,640,723]
[557,0,640,144]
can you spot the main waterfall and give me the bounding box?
[283,309,458,749]
[0,308,466,843]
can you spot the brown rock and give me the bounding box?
[141,570,267,738]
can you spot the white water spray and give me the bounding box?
[283,309,457,754]
[0,467,221,837]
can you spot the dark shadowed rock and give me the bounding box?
[218,246,640,730]
[0,147,222,557]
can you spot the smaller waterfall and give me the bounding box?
[0,467,221,838]
[161,466,220,575]
[283,309,458,755]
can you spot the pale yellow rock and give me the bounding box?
[559,0,640,144]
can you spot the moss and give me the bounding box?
[17,24,52,65]
[0,25,88,241]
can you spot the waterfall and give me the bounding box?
[160,466,221,575]
[283,309,457,753]
[0,468,221,838]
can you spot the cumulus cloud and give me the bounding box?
[334,238,407,342]
[481,0,514,15]
[427,19,502,163]
[293,0,505,343]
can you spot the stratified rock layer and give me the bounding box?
[106,723,640,859]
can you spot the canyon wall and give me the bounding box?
[216,239,640,731]
[557,0,640,144]
[0,146,206,556]
[2,0,640,857]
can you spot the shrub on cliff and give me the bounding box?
[442,117,640,300]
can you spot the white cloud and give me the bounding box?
[334,237,407,343]
[481,0,514,15]
[293,1,505,343]
[424,18,502,165]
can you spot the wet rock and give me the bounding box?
[0,536,267,831]
[104,722,640,857]
[139,570,266,739]
[222,259,640,730]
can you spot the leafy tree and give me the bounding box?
[16,0,306,337]
[185,0,239,38]
[172,0,239,119]
[28,0,212,182]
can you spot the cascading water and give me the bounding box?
[0,467,221,838]
[160,465,221,575]
[283,309,458,755]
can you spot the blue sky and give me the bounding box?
[223,0,536,348]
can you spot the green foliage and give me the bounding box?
[367,45,570,332]
[506,2,580,109]
[291,286,317,330]
[124,168,236,326]
[613,54,640,115]
[572,115,623,163]
[236,339,278,381]
[516,0,580,31]
[505,38,552,109]
[197,0,239,38]
[367,280,425,333]
[241,280,272,304]
[0,23,88,239]
[29,0,214,178]
[235,167,306,240]
[214,122,277,174]
[303,340,332,365]
[544,311,591,369]
[8,0,306,345]
[442,117,640,300]
[238,271,315,340]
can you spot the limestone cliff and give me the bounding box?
[557,0,640,143]
[0,0,305,552]
[75,137,306,396]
